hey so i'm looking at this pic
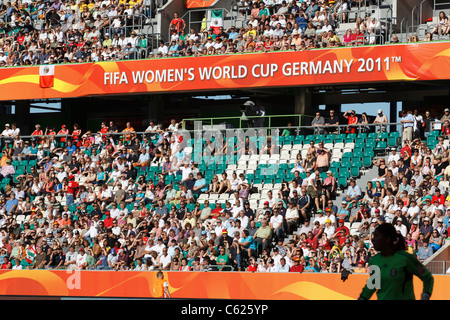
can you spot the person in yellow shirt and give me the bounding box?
[353,260,367,273]
[327,30,341,45]
[245,24,257,39]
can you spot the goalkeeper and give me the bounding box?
[358,223,434,300]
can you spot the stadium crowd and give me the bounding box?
[0,0,438,67]
[0,107,447,273]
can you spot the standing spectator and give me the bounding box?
[311,112,325,134]
[400,110,415,147]
[373,109,388,132]
[343,110,358,134]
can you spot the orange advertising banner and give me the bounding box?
[0,42,449,102]
[0,270,448,300]
[185,0,216,8]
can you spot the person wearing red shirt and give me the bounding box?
[100,122,109,142]
[72,123,82,147]
[209,201,222,219]
[1,256,12,269]
[103,212,114,228]
[334,219,350,236]
[58,125,70,146]
[289,256,304,272]
[45,126,56,145]
[335,229,349,246]
[306,231,319,250]
[170,12,186,35]
[350,27,364,45]
[247,258,258,272]
[441,120,450,137]
[66,175,79,206]
[400,141,412,158]
[432,189,445,205]
[343,110,358,133]
[31,124,43,143]
[16,31,25,45]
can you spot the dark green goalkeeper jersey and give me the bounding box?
[360,250,434,300]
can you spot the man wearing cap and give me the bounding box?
[373,109,388,132]
[1,123,13,146]
[218,229,233,248]
[441,108,450,121]
[57,125,70,146]
[336,201,350,222]
[66,174,79,207]
[311,209,326,227]
[387,147,400,165]
[323,219,335,239]
[394,218,408,237]
[420,217,433,241]
[289,256,304,273]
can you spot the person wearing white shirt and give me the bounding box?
[237,210,249,230]
[323,219,335,239]
[406,200,421,223]
[321,20,333,33]
[276,258,290,272]
[180,162,193,182]
[232,200,243,218]
[269,209,284,240]
[272,249,283,266]
[387,148,400,164]
[285,202,299,232]
[84,224,98,240]
[157,42,168,56]
[214,220,224,237]
[76,248,87,269]
[150,238,166,256]
[159,247,172,270]
[368,18,381,30]
[1,124,13,141]
[394,219,408,237]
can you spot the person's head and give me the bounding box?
[371,223,406,253]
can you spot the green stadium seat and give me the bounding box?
[338,177,348,188]
[379,132,389,140]
[362,156,373,167]
[350,166,360,178]
[366,139,376,149]
[356,133,367,140]
[374,141,387,151]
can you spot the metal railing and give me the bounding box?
[182,113,313,131]
[202,265,235,271]
[355,33,385,46]
[424,260,450,274]
[399,17,409,43]
[0,118,443,151]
